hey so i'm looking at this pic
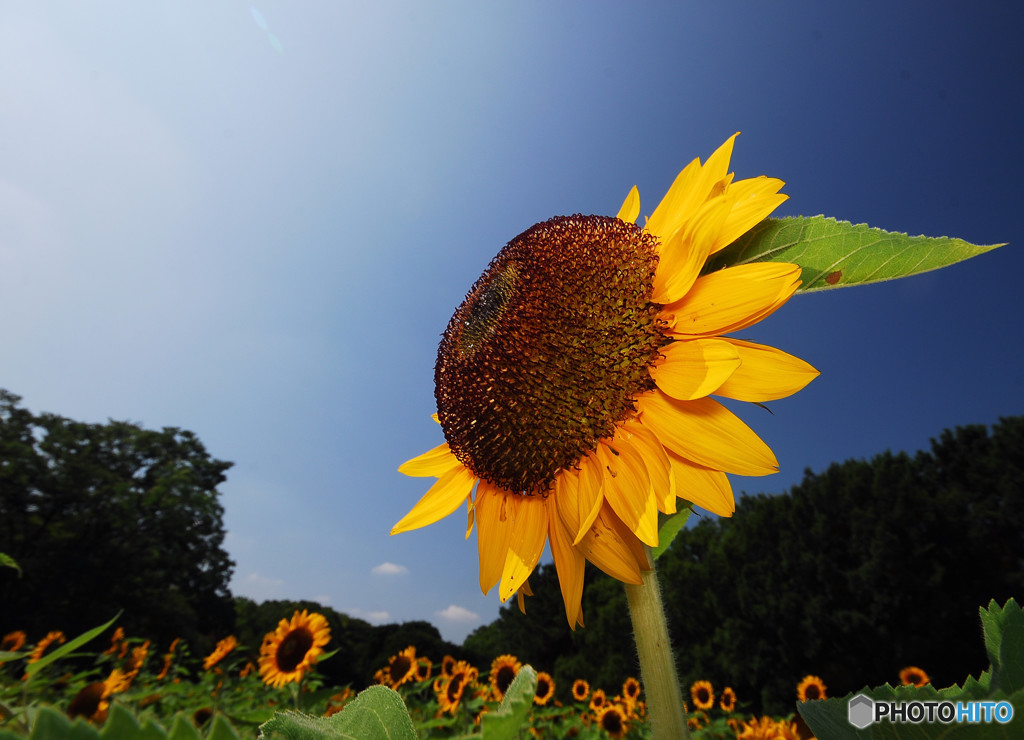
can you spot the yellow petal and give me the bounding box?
[391,464,477,534]
[711,176,787,254]
[651,338,741,400]
[554,453,604,546]
[546,495,586,629]
[597,439,659,548]
[636,391,778,476]
[668,452,735,516]
[577,503,644,585]
[398,442,460,477]
[715,338,820,402]
[465,495,475,539]
[617,185,640,224]
[476,482,512,595]
[498,495,548,602]
[662,262,801,337]
[621,419,672,509]
[650,225,713,304]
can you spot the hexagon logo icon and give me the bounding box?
[848,694,874,729]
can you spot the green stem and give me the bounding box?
[624,551,689,740]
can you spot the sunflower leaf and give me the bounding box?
[0,552,20,577]
[258,686,417,740]
[704,216,1004,292]
[652,509,691,560]
[480,664,537,740]
[25,612,121,679]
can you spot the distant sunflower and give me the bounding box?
[67,682,107,722]
[589,688,608,713]
[534,671,555,706]
[156,638,180,681]
[690,680,714,710]
[203,636,237,671]
[2,630,26,653]
[489,654,521,700]
[258,610,331,688]
[438,660,474,714]
[572,679,590,702]
[385,646,419,689]
[899,666,930,687]
[622,677,641,704]
[597,704,629,739]
[125,641,150,679]
[720,685,737,713]
[103,628,125,656]
[393,134,816,626]
[415,657,432,682]
[440,654,456,678]
[796,674,827,702]
[27,631,66,665]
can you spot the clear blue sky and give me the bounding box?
[2,2,1021,643]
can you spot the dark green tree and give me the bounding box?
[0,390,235,655]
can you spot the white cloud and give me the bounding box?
[245,572,285,588]
[435,605,481,623]
[343,607,391,623]
[371,562,409,576]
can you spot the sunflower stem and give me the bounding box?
[624,552,689,740]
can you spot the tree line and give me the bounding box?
[3,388,1021,711]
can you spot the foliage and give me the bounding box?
[464,415,1024,715]
[0,390,235,655]
[798,598,1024,739]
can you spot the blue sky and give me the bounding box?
[2,2,1021,643]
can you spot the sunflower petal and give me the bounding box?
[715,338,820,402]
[554,453,604,546]
[498,495,548,602]
[598,440,659,548]
[650,226,713,304]
[668,452,735,516]
[636,391,778,476]
[546,496,585,629]
[578,504,645,585]
[391,465,477,534]
[621,420,672,509]
[398,442,460,477]
[662,262,801,337]
[651,338,741,400]
[617,185,640,225]
[711,176,787,254]
[476,482,511,594]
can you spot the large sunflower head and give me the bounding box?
[796,674,827,702]
[258,610,331,689]
[394,134,818,627]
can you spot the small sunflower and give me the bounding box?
[125,641,150,679]
[415,657,433,682]
[690,679,714,710]
[899,666,930,687]
[203,635,237,671]
[2,630,27,653]
[440,654,456,677]
[239,661,256,678]
[438,660,474,714]
[589,688,608,713]
[258,610,332,688]
[393,134,816,626]
[103,628,125,656]
[534,671,555,706]
[796,674,827,702]
[719,685,737,713]
[156,638,181,681]
[489,654,521,701]
[621,676,641,704]
[572,678,590,702]
[597,704,629,739]
[27,631,66,665]
[385,646,419,689]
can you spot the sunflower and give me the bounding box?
[597,704,629,739]
[437,659,474,714]
[690,679,714,710]
[415,657,433,682]
[0,630,26,659]
[488,654,521,700]
[25,631,66,673]
[125,641,150,679]
[103,627,125,656]
[67,682,107,722]
[384,646,419,689]
[621,677,641,705]
[440,654,456,678]
[156,638,181,681]
[719,685,737,713]
[796,674,827,701]
[393,134,815,625]
[899,666,930,687]
[572,679,590,702]
[589,688,608,713]
[534,671,555,706]
[258,610,332,688]
[203,635,237,671]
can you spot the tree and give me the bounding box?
[0,390,235,655]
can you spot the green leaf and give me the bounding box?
[204,714,241,740]
[0,552,21,577]
[26,706,101,740]
[651,509,691,560]
[980,597,1024,694]
[480,664,537,740]
[259,686,417,740]
[25,612,121,678]
[168,714,204,740]
[704,216,1004,292]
